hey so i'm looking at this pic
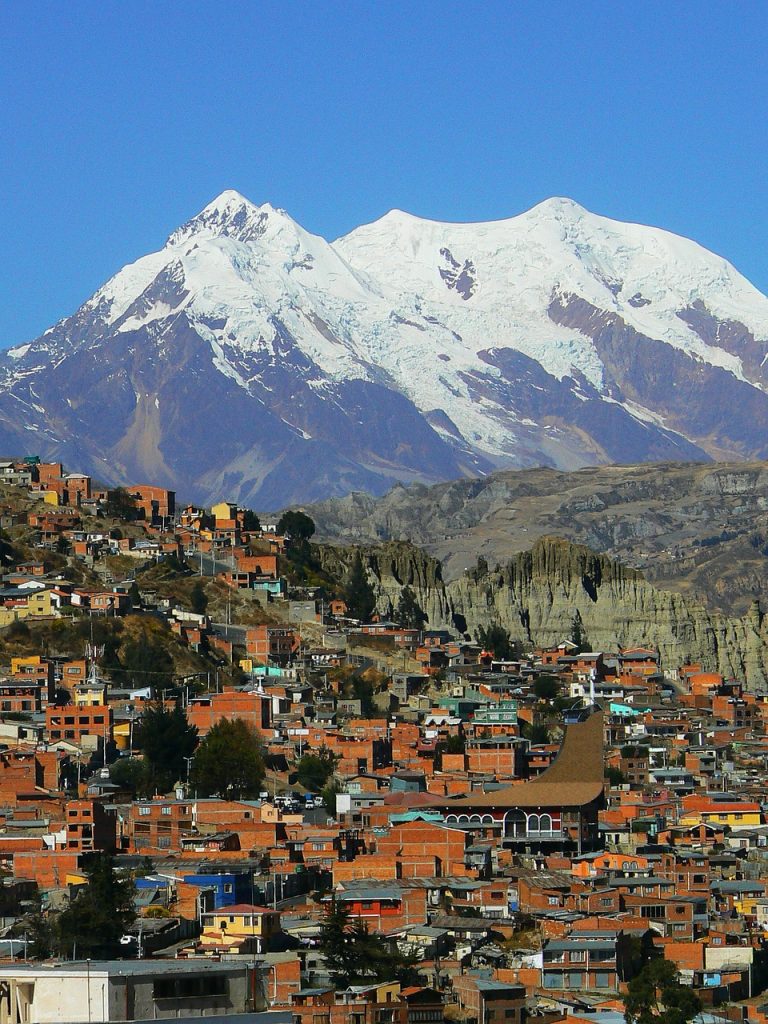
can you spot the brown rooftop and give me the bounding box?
[448,710,605,809]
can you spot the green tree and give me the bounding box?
[344,552,376,622]
[133,703,198,793]
[532,674,562,701]
[242,509,261,532]
[104,488,139,521]
[55,853,135,958]
[321,778,343,816]
[320,901,417,986]
[394,587,427,630]
[523,722,550,745]
[109,755,151,797]
[351,673,376,717]
[190,580,209,615]
[624,957,701,1024]
[190,718,265,799]
[605,766,626,787]
[297,747,338,792]
[571,611,589,654]
[476,623,513,660]
[276,510,315,541]
[27,910,53,960]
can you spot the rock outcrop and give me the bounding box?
[325,536,768,689]
[308,460,768,616]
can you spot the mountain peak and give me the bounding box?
[166,190,286,247]
[526,196,589,220]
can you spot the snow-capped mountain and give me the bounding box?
[2,190,768,506]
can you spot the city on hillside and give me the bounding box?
[0,457,763,1024]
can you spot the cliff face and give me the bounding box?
[307,460,768,617]
[333,537,768,689]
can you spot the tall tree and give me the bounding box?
[532,674,561,701]
[344,552,376,622]
[190,718,265,799]
[55,853,135,958]
[319,900,417,986]
[297,747,338,792]
[190,580,208,615]
[571,611,589,653]
[394,586,427,629]
[476,623,513,660]
[133,702,198,793]
[104,488,139,521]
[276,510,315,541]
[242,509,261,532]
[624,957,701,1024]
[109,755,151,797]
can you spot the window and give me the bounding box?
[640,905,664,919]
[570,950,586,962]
[548,896,559,906]
[223,884,233,894]
[161,806,172,815]
[153,976,227,999]
[138,806,151,816]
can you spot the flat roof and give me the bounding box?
[0,959,263,977]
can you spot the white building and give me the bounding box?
[0,959,268,1023]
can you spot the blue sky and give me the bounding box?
[1,2,767,347]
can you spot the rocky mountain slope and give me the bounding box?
[309,460,768,616]
[319,537,768,689]
[2,191,768,505]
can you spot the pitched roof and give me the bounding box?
[447,710,605,809]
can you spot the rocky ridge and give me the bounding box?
[308,460,768,616]
[318,537,768,690]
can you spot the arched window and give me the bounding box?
[504,810,526,838]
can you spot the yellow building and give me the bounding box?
[199,904,280,953]
[0,590,54,627]
[211,501,238,525]
[73,683,107,707]
[10,656,44,675]
[680,798,762,830]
